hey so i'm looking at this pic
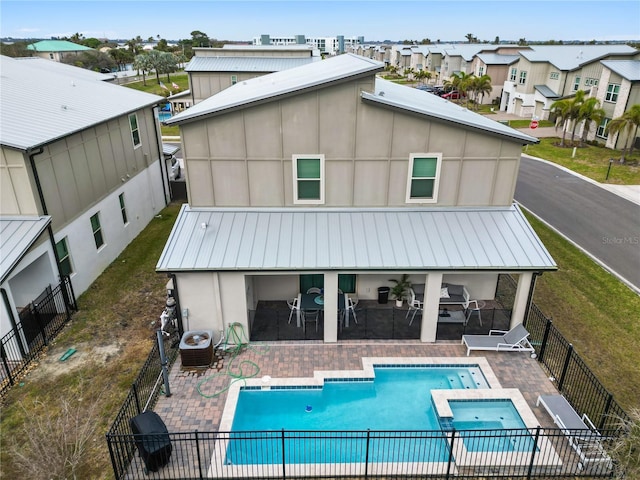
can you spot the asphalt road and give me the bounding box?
[515,155,640,291]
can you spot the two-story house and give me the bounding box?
[158,54,556,344]
[470,54,520,105]
[26,39,94,62]
[185,45,321,105]
[0,56,167,341]
[500,45,639,119]
[591,60,640,149]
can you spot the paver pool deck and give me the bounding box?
[154,340,560,432]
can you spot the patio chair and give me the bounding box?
[537,395,613,471]
[302,309,320,332]
[287,298,300,324]
[461,323,535,356]
[406,288,423,326]
[345,295,358,325]
[307,287,322,294]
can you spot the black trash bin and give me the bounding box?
[377,287,390,304]
[129,411,172,473]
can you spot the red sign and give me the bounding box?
[530,120,539,129]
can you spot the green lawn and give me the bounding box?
[524,137,640,185]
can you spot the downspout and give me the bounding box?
[28,147,71,311]
[523,271,541,327]
[152,106,170,205]
[168,273,184,338]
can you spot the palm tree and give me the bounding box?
[133,53,151,86]
[567,90,586,144]
[607,105,640,162]
[550,99,572,147]
[577,97,605,147]
[471,75,492,109]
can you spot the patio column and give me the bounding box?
[323,272,338,343]
[421,272,443,342]
[510,272,533,329]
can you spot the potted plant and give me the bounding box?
[389,274,411,307]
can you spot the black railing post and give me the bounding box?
[106,433,121,480]
[33,304,48,346]
[445,429,456,479]
[195,430,203,479]
[1,344,14,387]
[364,429,371,479]
[600,393,614,431]
[526,427,541,479]
[558,344,573,391]
[281,428,286,479]
[132,383,141,414]
[538,317,552,363]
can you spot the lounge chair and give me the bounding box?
[537,394,612,471]
[461,323,535,356]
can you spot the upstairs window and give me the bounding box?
[293,155,324,204]
[510,68,517,82]
[605,84,620,102]
[128,113,141,148]
[231,75,238,85]
[56,238,73,276]
[518,71,527,85]
[549,72,559,80]
[406,154,441,203]
[90,212,104,249]
[573,76,581,91]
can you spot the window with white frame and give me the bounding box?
[55,237,73,276]
[573,76,581,91]
[478,66,484,76]
[231,75,238,85]
[596,117,611,138]
[90,212,104,249]
[293,155,324,204]
[406,154,442,203]
[128,113,141,148]
[605,84,620,102]
[585,77,598,86]
[510,67,517,82]
[519,70,527,85]
[119,193,128,224]
[550,72,559,80]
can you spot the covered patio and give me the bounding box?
[156,204,556,344]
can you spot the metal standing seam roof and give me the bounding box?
[185,56,317,73]
[519,45,638,71]
[364,78,538,144]
[156,205,556,272]
[0,55,164,151]
[165,54,385,125]
[600,60,640,81]
[0,216,52,283]
[534,85,560,98]
[15,57,114,81]
[27,40,93,52]
[476,54,520,65]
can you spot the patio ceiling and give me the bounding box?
[156,205,556,273]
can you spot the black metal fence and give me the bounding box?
[106,331,180,475]
[107,427,617,479]
[0,276,76,396]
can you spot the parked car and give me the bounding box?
[441,90,465,100]
[415,85,437,93]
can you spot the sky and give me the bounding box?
[1,0,639,43]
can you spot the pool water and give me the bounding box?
[227,366,515,464]
[158,112,172,122]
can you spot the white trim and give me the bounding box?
[292,154,325,205]
[405,153,442,204]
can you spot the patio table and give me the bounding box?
[297,293,346,328]
[438,309,468,325]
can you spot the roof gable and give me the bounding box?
[0,55,164,150]
[601,60,640,81]
[0,216,51,283]
[520,45,638,71]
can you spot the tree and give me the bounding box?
[109,47,133,71]
[403,67,414,80]
[567,90,586,144]
[550,99,572,147]
[518,38,527,46]
[133,53,152,85]
[494,36,500,44]
[471,74,493,109]
[126,36,143,56]
[577,97,605,147]
[607,105,640,162]
[465,33,477,43]
[61,50,115,72]
[190,30,210,47]
[82,37,102,49]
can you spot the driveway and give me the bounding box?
[515,155,640,292]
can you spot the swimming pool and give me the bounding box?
[158,112,172,122]
[215,358,560,472]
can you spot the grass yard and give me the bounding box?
[523,137,640,185]
[525,211,640,410]
[0,203,181,480]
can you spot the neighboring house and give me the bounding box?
[14,56,116,82]
[26,39,93,62]
[500,45,639,119]
[159,54,556,344]
[0,55,168,340]
[185,45,321,104]
[470,53,520,104]
[591,60,640,149]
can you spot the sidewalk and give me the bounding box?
[489,112,640,206]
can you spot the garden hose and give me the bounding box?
[196,322,269,398]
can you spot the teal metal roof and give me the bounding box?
[27,40,93,52]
